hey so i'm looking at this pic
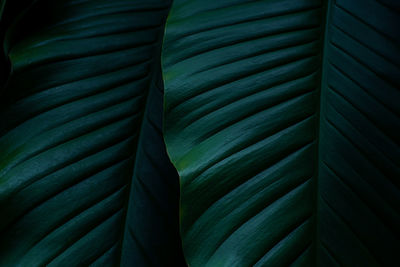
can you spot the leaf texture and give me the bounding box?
[318,0,400,266]
[162,0,400,266]
[163,0,324,266]
[0,0,184,266]
[120,66,186,267]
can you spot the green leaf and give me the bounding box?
[0,0,185,266]
[162,0,400,266]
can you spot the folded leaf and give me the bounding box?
[162,0,400,266]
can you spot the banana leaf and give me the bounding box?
[162,0,400,266]
[0,0,185,266]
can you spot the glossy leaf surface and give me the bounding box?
[162,0,400,266]
[0,0,185,266]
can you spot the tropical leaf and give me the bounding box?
[0,0,185,266]
[318,0,400,266]
[120,66,185,267]
[162,0,400,266]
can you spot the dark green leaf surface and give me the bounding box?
[162,0,400,266]
[121,66,185,267]
[0,0,184,266]
[318,0,400,266]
